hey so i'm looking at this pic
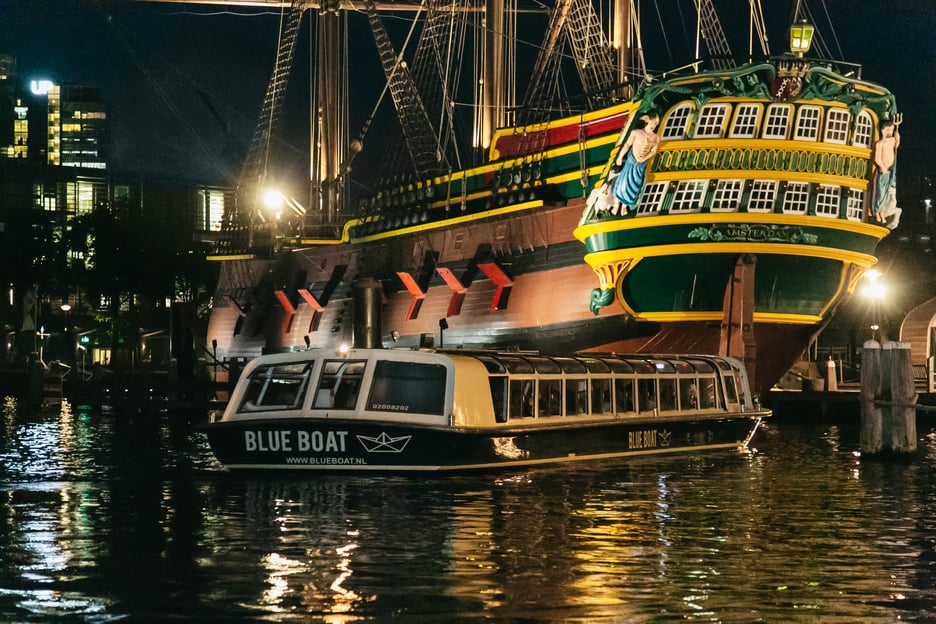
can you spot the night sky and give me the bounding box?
[3,0,935,189]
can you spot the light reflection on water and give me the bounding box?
[1,399,936,622]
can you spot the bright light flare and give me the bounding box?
[860,269,886,299]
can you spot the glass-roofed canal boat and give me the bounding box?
[206,348,769,471]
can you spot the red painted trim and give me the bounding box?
[436,267,467,317]
[223,295,247,317]
[491,110,630,159]
[274,290,296,334]
[396,272,426,320]
[477,263,514,311]
[297,289,324,311]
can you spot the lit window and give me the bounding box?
[747,180,777,212]
[694,104,729,138]
[794,106,821,141]
[815,185,841,217]
[782,182,810,214]
[853,111,873,148]
[661,104,693,140]
[764,105,792,139]
[669,180,707,213]
[711,179,743,212]
[824,109,850,144]
[635,182,668,215]
[846,188,865,221]
[729,104,761,138]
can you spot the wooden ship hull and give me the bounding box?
[206,3,899,398]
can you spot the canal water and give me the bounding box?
[2,398,935,622]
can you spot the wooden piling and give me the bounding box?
[860,340,918,457]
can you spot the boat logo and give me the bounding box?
[688,223,818,245]
[356,432,412,453]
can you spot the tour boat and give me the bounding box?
[205,1,900,399]
[205,347,769,471]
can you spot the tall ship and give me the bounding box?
[205,0,901,398]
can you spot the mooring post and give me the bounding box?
[860,340,883,455]
[884,341,918,455]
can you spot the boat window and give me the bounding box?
[669,360,694,374]
[475,356,506,374]
[782,182,810,214]
[605,358,634,374]
[527,356,561,374]
[853,111,873,148]
[554,357,587,374]
[539,379,562,416]
[490,377,508,423]
[729,103,761,138]
[367,360,447,415]
[694,103,729,138]
[748,180,778,213]
[591,378,612,414]
[723,374,739,404]
[661,103,692,139]
[711,179,743,212]
[500,356,534,374]
[565,379,588,415]
[794,105,821,141]
[679,378,699,410]
[824,109,850,144]
[815,184,841,217]
[685,359,715,374]
[614,377,635,412]
[669,180,707,213]
[626,359,657,374]
[237,362,314,413]
[698,377,719,409]
[637,378,657,413]
[763,104,791,139]
[510,379,534,418]
[658,378,677,411]
[651,360,676,374]
[581,358,610,373]
[314,359,367,410]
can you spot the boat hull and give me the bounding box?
[205,414,763,472]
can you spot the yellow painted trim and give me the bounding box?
[658,137,869,158]
[630,310,824,325]
[575,211,889,241]
[206,254,256,262]
[350,200,546,243]
[584,241,878,267]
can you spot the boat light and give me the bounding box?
[337,343,350,357]
[789,19,815,56]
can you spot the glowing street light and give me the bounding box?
[860,269,885,300]
[261,189,306,220]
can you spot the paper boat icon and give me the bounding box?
[356,432,412,453]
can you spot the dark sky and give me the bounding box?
[3,0,934,188]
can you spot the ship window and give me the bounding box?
[367,360,446,415]
[824,109,850,144]
[711,179,743,212]
[853,111,873,148]
[747,180,777,213]
[658,379,677,411]
[694,103,729,138]
[475,356,506,374]
[627,359,657,374]
[527,356,561,374]
[615,377,635,412]
[661,103,692,139]
[581,358,610,373]
[846,188,865,221]
[794,106,821,141]
[540,379,562,416]
[315,359,367,410]
[651,360,676,373]
[685,359,715,374]
[729,104,760,138]
[565,379,588,415]
[605,358,634,374]
[782,182,810,214]
[500,356,534,374]
[815,184,841,217]
[723,374,739,404]
[763,105,791,139]
[635,182,667,215]
[670,180,707,213]
[237,362,314,413]
[591,378,612,413]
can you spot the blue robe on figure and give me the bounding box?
[611,150,647,209]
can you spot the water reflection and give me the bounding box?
[1,400,935,621]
